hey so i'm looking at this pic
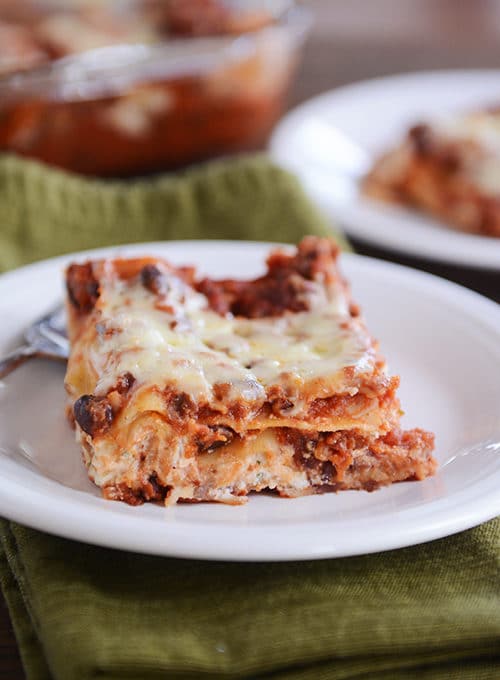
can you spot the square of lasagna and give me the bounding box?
[65,237,436,505]
[363,108,500,237]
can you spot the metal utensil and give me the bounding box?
[0,305,68,379]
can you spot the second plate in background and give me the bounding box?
[271,69,500,269]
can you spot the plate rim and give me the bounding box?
[0,240,500,561]
[270,68,500,270]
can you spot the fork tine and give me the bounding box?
[33,303,66,330]
[0,303,68,380]
[39,325,69,352]
[0,347,67,380]
[0,304,69,379]
[0,346,38,380]
[25,304,67,346]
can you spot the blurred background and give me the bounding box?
[1,0,499,175]
[0,1,499,293]
[289,0,500,298]
[294,0,500,106]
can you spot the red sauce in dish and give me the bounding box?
[0,1,298,176]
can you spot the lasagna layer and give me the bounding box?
[65,239,399,434]
[65,237,436,505]
[77,425,435,506]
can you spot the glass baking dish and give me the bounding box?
[0,1,311,177]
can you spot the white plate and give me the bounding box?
[0,241,499,561]
[271,69,500,269]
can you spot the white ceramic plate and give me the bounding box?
[0,241,499,561]
[271,69,500,269]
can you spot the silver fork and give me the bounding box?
[0,305,69,379]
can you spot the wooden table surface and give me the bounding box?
[1,1,499,677]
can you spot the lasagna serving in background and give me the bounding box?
[64,238,436,505]
[363,108,500,237]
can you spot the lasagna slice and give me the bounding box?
[64,237,436,505]
[363,109,500,236]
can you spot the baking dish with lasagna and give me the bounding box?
[0,0,309,176]
[64,237,436,505]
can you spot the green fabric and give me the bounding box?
[0,152,348,273]
[0,519,499,680]
[0,152,498,679]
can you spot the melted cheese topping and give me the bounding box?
[434,111,500,196]
[89,267,374,404]
[437,111,500,152]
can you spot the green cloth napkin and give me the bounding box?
[1,519,499,680]
[0,152,498,680]
[0,153,348,273]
